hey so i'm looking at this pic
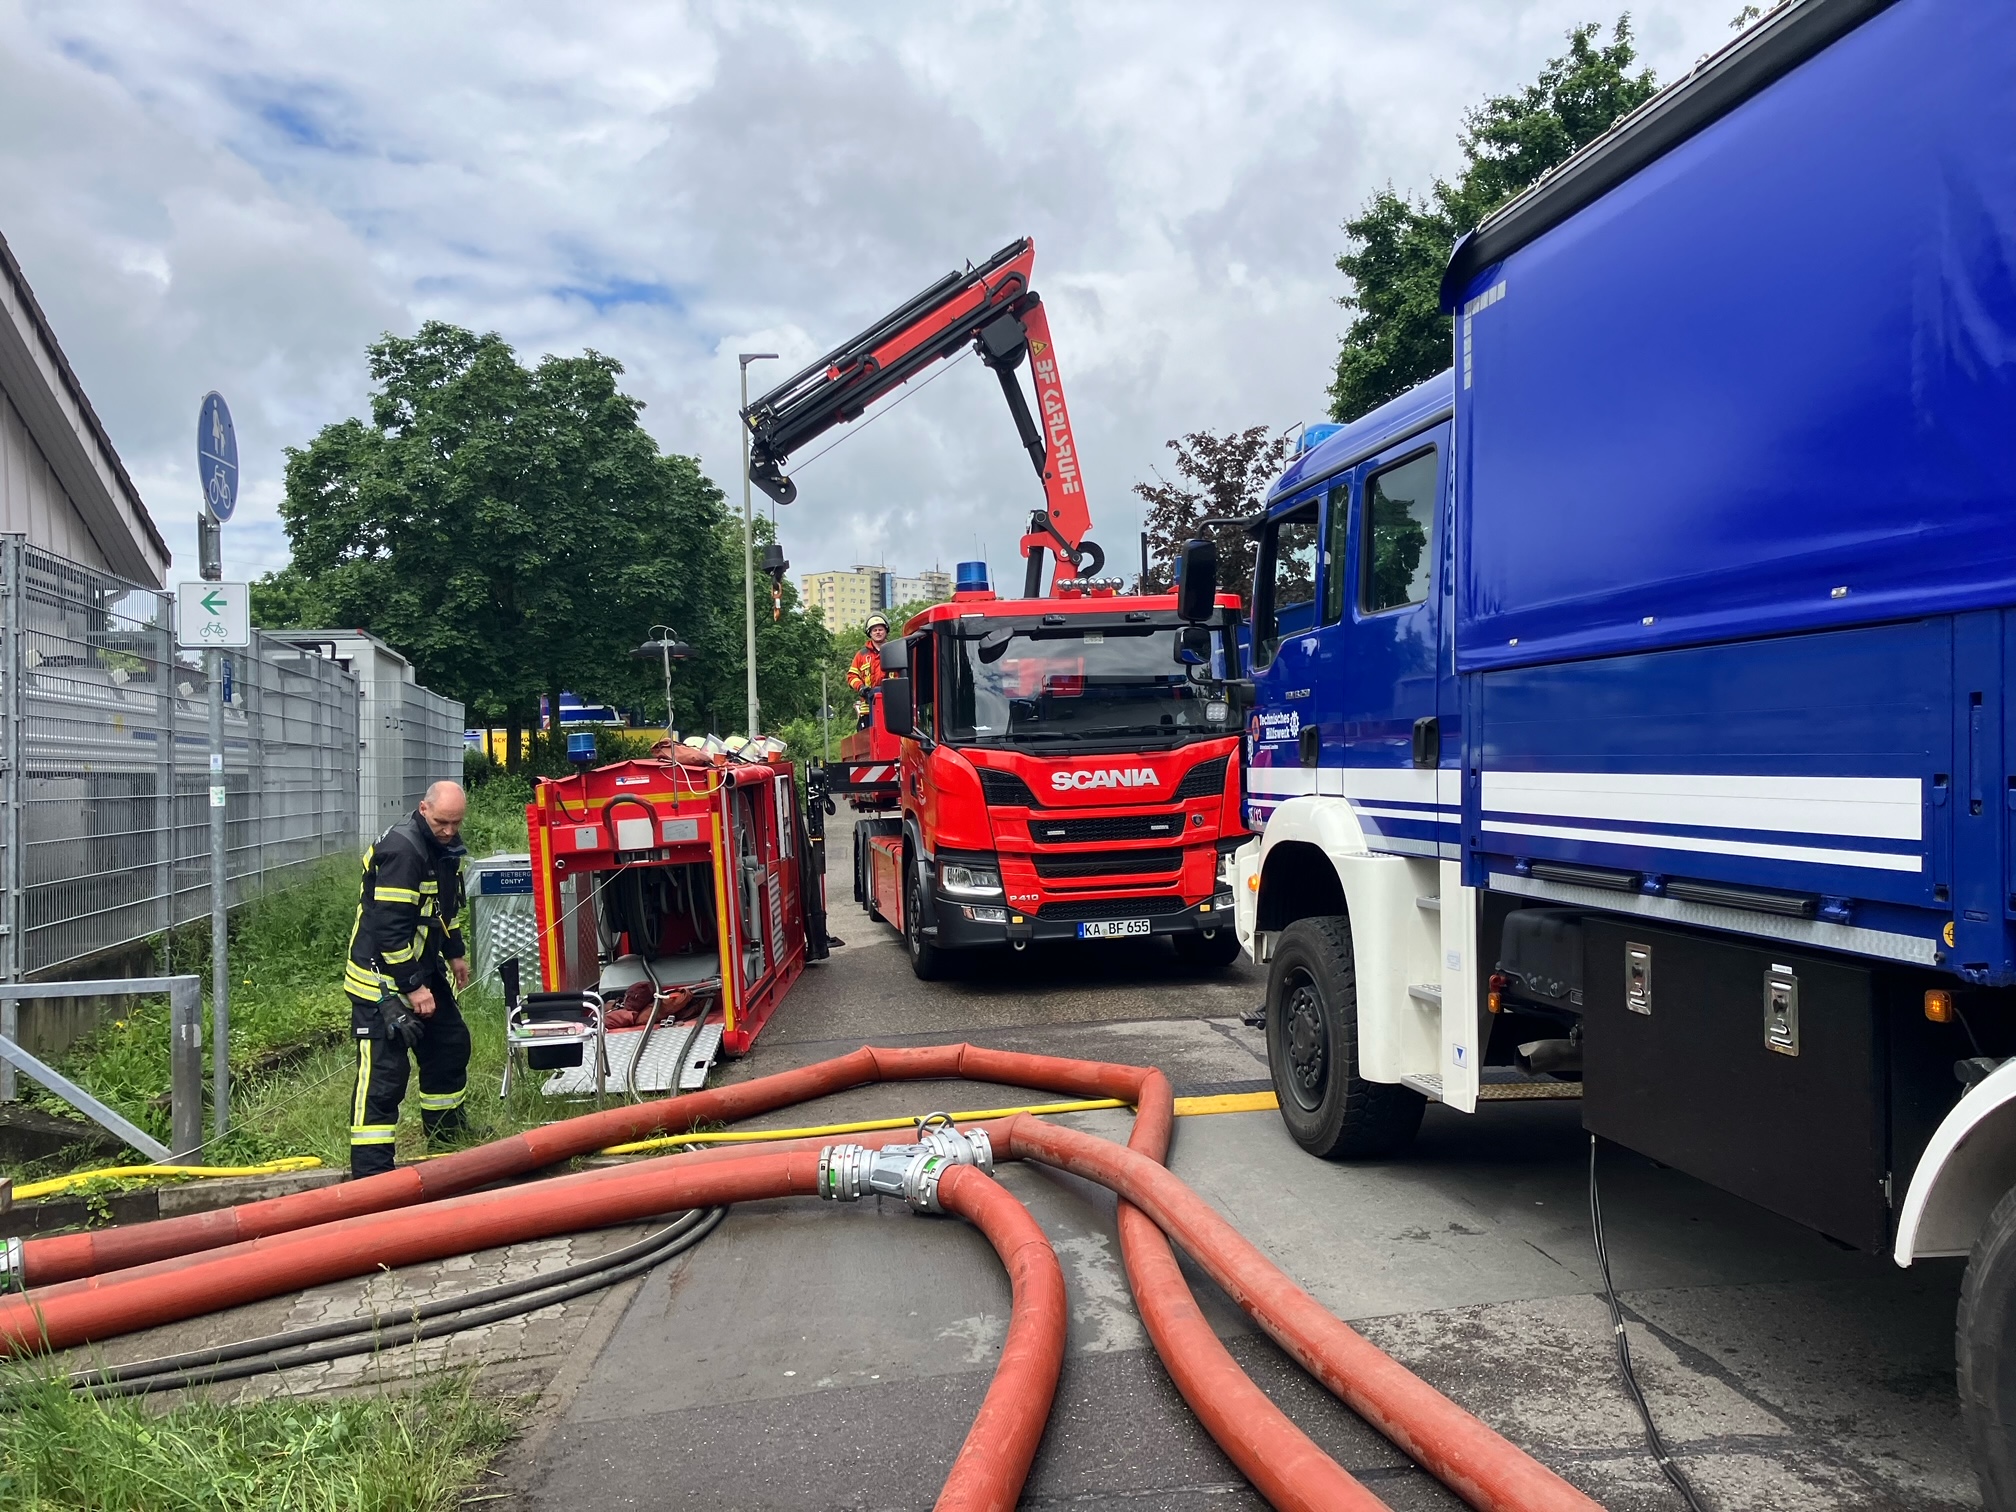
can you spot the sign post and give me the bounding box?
[187,391,241,1139]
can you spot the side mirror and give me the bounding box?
[1176,625,1211,665]
[878,636,909,674]
[881,678,915,738]
[1175,538,1217,623]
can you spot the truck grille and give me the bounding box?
[1028,813,1185,844]
[978,769,1041,807]
[1038,895,1190,922]
[1173,755,1230,801]
[1034,848,1183,879]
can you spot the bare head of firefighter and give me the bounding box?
[418,781,467,845]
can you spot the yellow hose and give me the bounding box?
[598,1098,1129,1156]
[595,1089,1280,1157]
[10,1156,324,1204]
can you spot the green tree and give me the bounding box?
[1329,18,1659,421]
[269,322,770,764]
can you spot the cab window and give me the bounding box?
[1253,498,1320,668]
[1360,450,1437,614]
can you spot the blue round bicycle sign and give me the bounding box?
[197,391,238,522]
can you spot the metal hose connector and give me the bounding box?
[914,1113,995,1175]
[817,1130,993,1215]
[0,1237,22,1294]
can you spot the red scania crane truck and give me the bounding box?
[742,237,1247,979]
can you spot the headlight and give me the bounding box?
[960,904,1008,924]
[939,862,1003,898]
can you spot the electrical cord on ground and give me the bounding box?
[1589,1135,1711,1512]
[65,1206,726,1398]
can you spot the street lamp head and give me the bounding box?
[631,636,692,661]
[738,352,779,369]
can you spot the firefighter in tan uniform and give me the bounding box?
[346,781,471,1176]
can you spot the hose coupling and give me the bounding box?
[0,1236,22,1294]
[913,1113,994,1175]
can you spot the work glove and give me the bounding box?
[379,997,425,1048]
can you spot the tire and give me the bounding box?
[1961,1184,2016,1507]
[1265,915,1424,1160]
[1173,928,1242,970]
[904,861,948,981]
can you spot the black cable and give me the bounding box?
[1589,1137,1711,1512]
[67,1207,727,1398]
[67,1209,711,1388]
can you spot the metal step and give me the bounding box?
[1408,983,1443,1006]
[1399,1072,1582,1104]
[678,1022,725,1091]
[541,1017,699,1097]
[1415,895,1440,912]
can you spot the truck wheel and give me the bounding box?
[1265,916,1423,1160]
[1174,928,1242,970]
[904,862,947,981]
[1960,1185,2016,1506]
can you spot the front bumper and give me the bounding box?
[930,891,1239,949]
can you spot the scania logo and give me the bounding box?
[1050,768,1162,792]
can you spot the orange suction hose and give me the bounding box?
[1116,1079,1391,1512]
[8,1044,1605,1512]
[18,1044,1141,1288]
[1006,1115,1603,1512]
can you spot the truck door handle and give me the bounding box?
[1299,725,1320,768]
[1412,716,1440,769]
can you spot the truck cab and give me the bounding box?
[855,576,1248,978]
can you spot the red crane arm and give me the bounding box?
[740,236,1103,592]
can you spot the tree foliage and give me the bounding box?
[256,321,833,758]
[1133,426,1292,599]
[1329,18,1659,421]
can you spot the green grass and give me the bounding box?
[20,773,557,1180]
[0,1367,519,1511]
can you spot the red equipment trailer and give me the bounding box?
[525,754,827,1071]
[742,237,1248,979]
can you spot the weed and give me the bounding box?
[0,1365,519,1511]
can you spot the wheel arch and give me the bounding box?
[1896,1060,2016,1264]
[1254,796,1368,936]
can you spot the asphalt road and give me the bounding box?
[495,826,1983,1512]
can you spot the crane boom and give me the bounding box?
[740,236,1103,593]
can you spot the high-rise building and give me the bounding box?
[799,564,952,632]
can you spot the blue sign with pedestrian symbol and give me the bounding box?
[197,391,238,522]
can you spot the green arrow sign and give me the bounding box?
[200,590,226,615]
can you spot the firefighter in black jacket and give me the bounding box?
[347,781,471,1177]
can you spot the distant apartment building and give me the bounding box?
[800,564,952,632]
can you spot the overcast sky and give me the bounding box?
[2,0,1737,591]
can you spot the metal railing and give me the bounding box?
[0,977,202,1159]
[0,533,360,996]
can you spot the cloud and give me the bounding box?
[1,0,1736,587]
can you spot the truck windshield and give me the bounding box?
[943,618,1232,748]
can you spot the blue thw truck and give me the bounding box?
[1196,0,2016,1495]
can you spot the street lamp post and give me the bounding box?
[630,627,692,734]
[738,352,779,737]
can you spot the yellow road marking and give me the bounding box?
[1175,1090,1279,1116]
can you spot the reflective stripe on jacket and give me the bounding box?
[346,811,466,998]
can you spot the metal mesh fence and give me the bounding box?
[0,536,362,980]
[400,680,465,815]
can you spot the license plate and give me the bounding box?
[1078,919,1151,939]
